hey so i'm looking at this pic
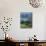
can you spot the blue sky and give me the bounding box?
[20,12,32,21]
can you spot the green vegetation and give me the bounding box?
[20,21,32,28]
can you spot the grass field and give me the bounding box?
[20,21,32,28]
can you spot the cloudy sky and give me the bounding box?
[20,12,32,21]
